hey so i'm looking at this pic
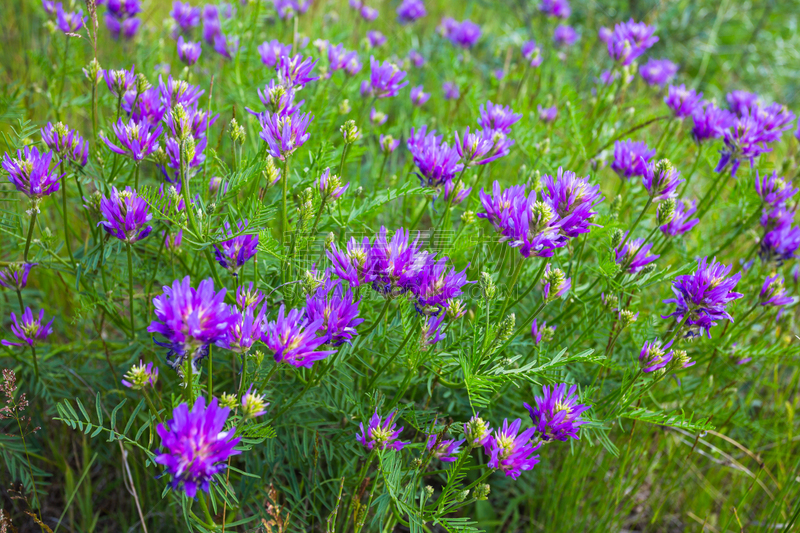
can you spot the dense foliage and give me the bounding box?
[2,0,800,532]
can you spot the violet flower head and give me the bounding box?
[2,308,54,348]
[715,112,773,178]
[539,0,570,18]
[662,257,743,338]
[326,44,360,76]
[273,0,310,19]
[101,118,162,162]
[240,386,269,418]
[598,26,613,44]
[607,19,658,66]
[477,101,521,134]
[397,0,426,24]
[159,75,205,109]
[410,85,430,107]
[155,397,240,498]
[366,30,386,48]
[304,280,363,346]
[421,313,446,347]
[538,105,558,123]
[148,277,236,367]
[121,360,159,389]
[236,282,265,311]
[277,54,320,89]
[0,263,37,291]
[521,40,542,67]
[615,234,659,274]
[524,383,589,442]
[760,275,793,307]
[261,305,335,368]
[56,4,85,33]
[441,18,481,49]
[216,303,267,354]
[531,319,555,345]
[212,34,238,60]
[43,0,58,15]
[316,168,349,200]
[426,434,465,462]
[213,220,259,276]
[326,236,374,287]
[414,258,471,315]
[177,36,202,66]
[380,134,400,153]
[755,171,798,208]
[464,414,492,447]
[370,107,388,125]
[542,167,603,237]
[640,58,678,86]
[356,411,407,451]
[98,186,153,243]
[359,5,378,22]
[41,122,89,166]
[726,90,759,116]
[665,84,704,118]
[660,199,699,236]
[553,25,577,47]
[760,212,800,264]
[361,57,409,99]
[370,226,433,295]
[259,40,292,68]
[103,66,136,98]
[541,264,571,302]
[612,140,655,179]
[454,127,499,166]
[104,0,141,40]
[257,109,313,161]
[642,159,683,202]
[407,126,463,189]
[408,49,425,68]
[442,82,460,101]
[171,1,201,34]
[691,102,736,143]
[639,338,674,373]
[2,146,61,199]
[484,419,541,479]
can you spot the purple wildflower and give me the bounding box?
[213,220,259,276]
[524,383,589,441]
[155,397,240,498]
[171,1,201,34]
[538,105,558,123]
[56,4,85,33]
[643,160,683,202]
[531,319,555,345]
[397,0,426,23]
[539,0,570,18]
[380,134,400,153]
[553,25,577,47]
[41,122,89,166]
[216,303,267,354]
[615,234,659,274]
[262,305,335,368]
[760,275,793,307]
[426,434,465,462]
[484,419,541,479]
[103,66,136,98]
[98,186,153,243]
[326,44,360,76]
[414,258,471,315]
[177,36,202,66]
[640,58,678,86]
[408,49,425,68]
[366,30,386,47]
[541,264,571,302]
[148,277,236,367]
[726,90,759,116]
[691,102,736,143]
[542,167,603,237]
[464,414,492,447]
[454,127,499,166]
[2,308,54,348]
[660,199,699,236]
[316,168,349,200]
[756,171,798,208]
[612,140,655,179]
[104,0,141,39]
[273,0,310,19]
[259,40,292,68]
[359,5,378,21]
[370,107,388,125]
[257,109,313,161]
[662,257,743,338]
[665,84,704,118]
[121,360,159,389]
[327,236,374,287]
[598,26,612,43]
[101,118,162,162]
[2,146,61,198]
[277,54,320,89]
[607,19,658,66]
[407,126,463,188]
[410,85,430,106]
[370,227,432,295]
[639,339,674,372]
[442,82,460,100]
[361,56,409,98]
[304,280,363,346]
[356,411,407,451]
[522,40,542,67]
[477,101,521,133]
[716,112,773,178]
[0,263,37,291]
[236,282,265,311]
[158,75,205,109]
[760,213,800,264]
[440,18,481,49]
[421,313,446,347]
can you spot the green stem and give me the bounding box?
[126,242,135,340]
[24,207,38,263]
[694,166,732,222]
[30,344,40,381]
[653,118,675,154]
[59,161,75,266]
[494,257,527,325]
[366,324,417,390]
[679,144,704,196]
[15,289,25,314]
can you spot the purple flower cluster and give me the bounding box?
[426,434,465,462]
[612,140,655,179]
[523,384,589,441]
[177,36,202,66]
[643,160,684,202]
[662,257,743,338]
[759,275,793,307]
[171,1,201,35]
[522,40,543,68]
[357,411,408,451]
[41,122,89,166]
[614,234,659,274]
[273,0,311,19]
[542,168,604,237]
[539,0,570,19]
[664,84,703,118]
[691,102,735,143]
[104,0,141,40]
[640,58,678,86]
[439,17,481,49]
[3,146,62,199]
[757,172,800,263]
[326,43,361,77]
[327,227,469,321]
[397,0,426,24]
[660,199,699,236]
[259,40,293,68]
[607,19,658,66]
[202,4,237,59]
[0,263,37,291]
[46,3,85,33]
[155,397,240,498]
[102,118,163,162]
[213,220,258,276]
[553,25,578,47]
[98,186,153,243]
[2,308,54,348]
[639,339,674,373]
[361,56,408,98]
[484,419,541,479]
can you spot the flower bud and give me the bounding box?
[609,195,622,219]
[339,99,351,114]
[83,58,102,85]
[618,309,638,328]
[641,263,657,274]
[229,118,246,144]
[474,484,491,500]
[480,272,496,300]
[241,387,269,418]
[121,360,158,390]
[610,229,624,248]
[135,73,151,96]
[340,120,361,143]
[461,210,476,224]
[263,155,281,187]
[446,299,466,319]
[325,232,336,250]
[219,392,238,409]
[657,197,676,225]
[455,490,469,502]
[494,313,516,345]
[424,485,434,498]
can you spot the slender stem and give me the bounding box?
[695,166,732,221]
[134,163,140,190]
[198,494,217,529]
[57,37,70,113]
[360,299,391,336]
[679,144,704,196]
[15,289,25,314]
[437,166,469,230]
[494,257,526,325]
[126,242,135,340]
[23,207,38,262]
[616,196,653,257]
[281,156,291,247]
[30,345,40,381]
[207,345,213,398]
[408,197,430,230]
[366,324,417,390]
[377,152,389,183]
[59,161,75,266]
[653,118,675,154]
